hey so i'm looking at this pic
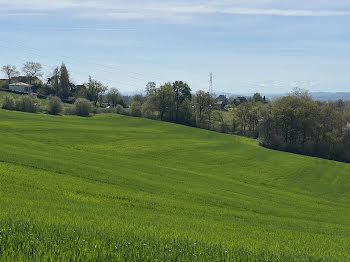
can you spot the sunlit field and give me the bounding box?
[1,110,350,261]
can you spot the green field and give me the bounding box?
[1,110,350,261]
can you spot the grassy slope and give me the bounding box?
[0,110,350,261]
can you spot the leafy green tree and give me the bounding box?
[212,110,228,133]
[172,81,191,123]
[194,91,215,128]
[132,94,146,104]
[252,93,264,103]
[59,64,70,99]
[178,98,194,125]
[149,83,175,121]
[106,88,125,107]
[234,102,251,135]
[49,67,60,96]
[86,77,108,106]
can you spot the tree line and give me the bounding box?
[127,85,350,163]
[2,62,350,163]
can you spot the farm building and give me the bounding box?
[216,95,228,109]
[9,82,33,93]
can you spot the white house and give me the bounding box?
[9,82,33,94]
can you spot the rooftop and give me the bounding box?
[9,82,32,87]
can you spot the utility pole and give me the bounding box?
[209,72,213,95]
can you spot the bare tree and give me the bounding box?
[2,65,19,84]
[22,61,43,84]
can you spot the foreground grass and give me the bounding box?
[0,110,350,261]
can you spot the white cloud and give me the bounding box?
[0,0,349,23]
[145,5,350,16]
[219,7,350,16]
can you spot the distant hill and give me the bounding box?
[310,92,350,101]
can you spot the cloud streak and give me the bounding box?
[1,0,349,21]
[0,12,48,16]
[143,5,350,17]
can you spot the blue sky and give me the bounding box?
[1,0,350,95]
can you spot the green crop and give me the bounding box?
[0,110,349,261]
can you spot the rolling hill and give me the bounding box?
[0,110,350,261]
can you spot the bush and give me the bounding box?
[0,83,9,90]
[115,104,124,114]
[130,101,142,117]
[64,106,76,115]
[47,96,63,115]
[141,100,156,119]
[96,107,114,114]
[16,94,40,113]
[74,98,93,117]
[95,105,125,115]
[2,96,16,110]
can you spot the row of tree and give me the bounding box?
[128,85,350,163]
[2,62,43,85]
[128,82,219,129]
[257,93,350,163]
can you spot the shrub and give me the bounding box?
[130,101,142,117]
[141,100,157,119]
[47,96,63,115]
[2,96,16,110]
[16,94,40,113]
[74,98,92,117]
[0,83,9,90]
[96,107,111,114]
[115,104,124,114]
[64,105,76,116]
